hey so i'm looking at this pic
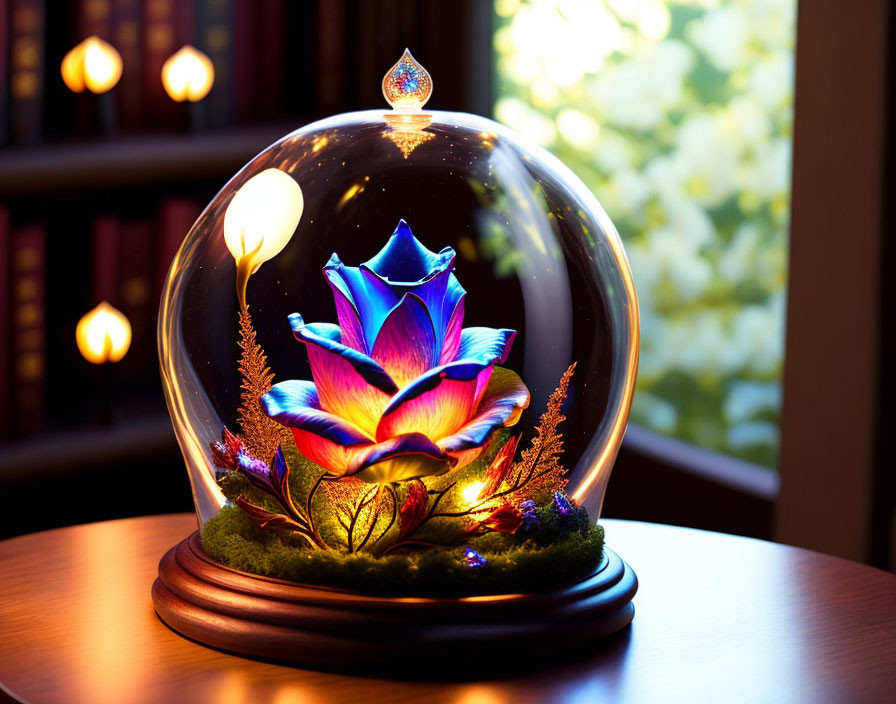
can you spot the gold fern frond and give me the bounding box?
[505,362,576,499]
[237,310,291,463]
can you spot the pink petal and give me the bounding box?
[290,427,373,477]
[326,280,367,354]
[371,293,438,388]
[376,363,485,443]
[294,320,397,438]
[437,366,531,467]
[439,295,465,364]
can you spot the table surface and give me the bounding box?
[1,515,894,704]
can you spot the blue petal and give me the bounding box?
[322,222,466,353]
[363,220,455,284]
[456,327,517,365]
[261,380,372,445]
[371,292,439,387]
[393,268,466,347]
[291,316,341,343]
[271,446,289,486]
[441,275,466,330]
[289,313,399,395]
[323,257,400,350]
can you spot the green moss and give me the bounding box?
[208,431,603,596]
[201,505,605,597]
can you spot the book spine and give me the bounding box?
[174,0,195,45]
[231,0,258,124]
[71,0,114,136]
[113,0,142,131]
[196,0,233,128]
[255,0,288,120]
[0,0,8,144]
[0,206,9,437]
[91,215,120,304]
[8,0,45,145]
[9,224,45,436]
[118,219,154,370]
[157,197,200,302]
[313,0,348,116]
[142,0,181,129]
[77,0,113,39]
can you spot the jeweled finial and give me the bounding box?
[382,49,432,112]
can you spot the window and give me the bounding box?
[494,0,796,468]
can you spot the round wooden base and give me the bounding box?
[152,532,638,672]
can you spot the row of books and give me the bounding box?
[2,0,475,147]
[1,0,298,145]
[0,196,201,439]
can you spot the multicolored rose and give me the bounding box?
[262,221,530,483]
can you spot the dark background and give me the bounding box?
[0,0,500,539]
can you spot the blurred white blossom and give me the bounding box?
[496,0,795,467]
[687,6,753,71]
[590,40,694,131]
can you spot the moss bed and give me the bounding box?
[201,505,605,597]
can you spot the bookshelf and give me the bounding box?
[0,412,175,481]
[0,0,490,540]
[0,122,298,196]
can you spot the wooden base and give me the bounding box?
[152,532,637,672]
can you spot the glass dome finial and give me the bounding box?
[382,48,433,112]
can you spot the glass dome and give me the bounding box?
[159,56,638,596]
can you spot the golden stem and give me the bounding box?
[235,228,265,314]
[235,256,254,315]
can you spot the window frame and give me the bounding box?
[774,0,893,569]
[612,1,894,570]
[483,0,894,569]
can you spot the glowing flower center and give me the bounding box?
[462,482,485,505]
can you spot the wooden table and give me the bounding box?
[1,515,894,704]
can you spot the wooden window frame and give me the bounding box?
[609,1,894,570]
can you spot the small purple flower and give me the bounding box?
[553,491,574,517]
[464,547,487,568]
[237,451,269,476]
[237,451,272,494]
[519,499,541,535]
[236,447,294,515]
[231,447,314,538]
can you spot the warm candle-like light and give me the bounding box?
[76,302,132,364]
[462,482,486,506]
[224,168,303,311]
[61,37,123,94]
[161,45,215,102]
[382,49,433,112]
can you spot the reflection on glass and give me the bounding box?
[495,0,795,468]
[159,104,639,595]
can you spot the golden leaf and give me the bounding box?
[236,310,291,463]
[504,362,576,501]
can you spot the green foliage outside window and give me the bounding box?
[494,0,795,468]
